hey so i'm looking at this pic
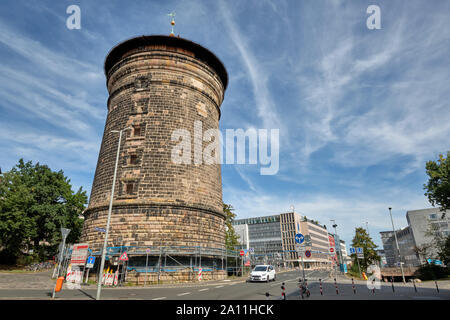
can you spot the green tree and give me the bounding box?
[351,227,380,271]
[424,151,450,217]
[223,203,240,251]
[0,159,87,264]
[437,235,450,265]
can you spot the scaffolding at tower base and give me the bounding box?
[55,244,333,285]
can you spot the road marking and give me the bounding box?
[199,288,209,292]
[152,297,166,300]
[215,285,224,288]
[177,292,191,296]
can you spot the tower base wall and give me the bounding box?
[81,203,225,250]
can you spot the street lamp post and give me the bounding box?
[331,220,344,273]
[96,127,132,300]
[388,207,406,284]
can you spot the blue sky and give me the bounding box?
[0,0,449,248]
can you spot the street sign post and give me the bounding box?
[119,251,128,261]
[86,256,95,268]
[71,243,89,266]
[353,247,363,278]
[295,233,306,285]
[85,256,95,284]
[295,233,305,244]
[356,247,364,259]
[305,250,311,258]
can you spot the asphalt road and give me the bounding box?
[0,269,448,300]
[0,269,326,300]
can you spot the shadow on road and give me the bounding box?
[285,280,450,300]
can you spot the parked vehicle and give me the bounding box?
[248,265,276,282]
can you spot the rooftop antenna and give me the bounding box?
[168,12,176,36]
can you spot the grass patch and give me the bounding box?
[346,270,364,280]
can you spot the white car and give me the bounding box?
[249,265,276,282]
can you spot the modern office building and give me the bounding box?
[280,211,303,262]
[233,212,332,269]
[298,218,331,269]
[380,226,419,267]
[233,223,249,251]
[380,207,449,267]
[232,214,283,265]
[380,230,397,266]
[407,207,449,263]
[339,240,350,265]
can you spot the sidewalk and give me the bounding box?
[0,270,55,289]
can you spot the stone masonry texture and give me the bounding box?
[80,36,228,256]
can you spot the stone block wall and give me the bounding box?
[81,36,228,258]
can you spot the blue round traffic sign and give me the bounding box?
[295,233,305,244]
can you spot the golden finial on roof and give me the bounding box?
[168,12,176,36]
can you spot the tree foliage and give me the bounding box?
[0,159,87,264]
[351,227,380,271]
[437,235,450,266]
[223,203,240,251]
[424,151,450,217]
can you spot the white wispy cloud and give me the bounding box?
[218,0,282,131]
[224,183,431,247]
[0,19,102,83]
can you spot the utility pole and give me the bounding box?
[331,220,344,273]
[388,207,406,284]
[96,127,132,300]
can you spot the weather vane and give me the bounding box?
[168,12,176,36]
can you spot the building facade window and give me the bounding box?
[126,183,134,195]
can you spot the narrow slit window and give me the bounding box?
[129,154,137,165]
[134,126,141,137]
[126,183,134,195]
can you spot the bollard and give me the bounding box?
[334,278,339,295]
[304,279,310,298]
[352,278,356,294]
[298,279,304,300]
[265,292,270,300]
[281,282,286,300]
[435,281,439,293]
[391,276,395,293]
[319,278,323,296]
[413,279,417,293]
[371,279,375,294]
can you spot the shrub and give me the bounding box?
[414,264,450,280]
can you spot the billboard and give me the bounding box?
[70,243,89,266]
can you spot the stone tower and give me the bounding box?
[81,36,228,259]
